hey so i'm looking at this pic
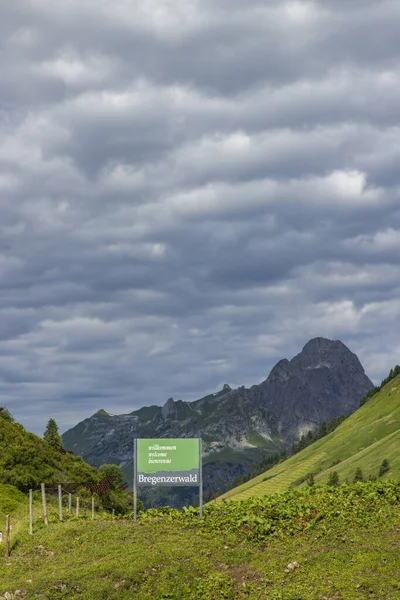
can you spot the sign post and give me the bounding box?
[199,438,203,517]
[133,438,137,522]
[133,438,202,520]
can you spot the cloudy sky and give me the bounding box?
[1,0,400,435]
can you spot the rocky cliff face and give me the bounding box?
[63,338,373,500]
[247,337,373,440]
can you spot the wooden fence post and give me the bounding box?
[112,508,115,519]
[58,485,63,521]
[41,483,48,526]
[76,497,79,518]
[91,496,95,520]
[5,515,11,558]
[68,493,72,514]
[29,489,33,535]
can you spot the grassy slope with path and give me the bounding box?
[217,376,400,502]
[0,482,399,600]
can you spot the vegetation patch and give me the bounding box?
[0,482,399,599]
[220,374,400,502]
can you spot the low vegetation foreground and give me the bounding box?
[1,482,399,599]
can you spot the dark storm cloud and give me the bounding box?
[1,0,400,434]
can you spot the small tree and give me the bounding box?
[307,473,315,487]
[353,467,364,482]
[327,471,340,486]
[99,464,124,488]
[378,459,390,477]
[0,407,14,422]
[43,418,62,450]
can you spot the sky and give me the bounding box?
[1,0,400,435]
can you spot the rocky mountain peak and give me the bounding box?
[268,359,291,383]
[253,337,372,440]
[162,397,175,419]
[292,337,364,371]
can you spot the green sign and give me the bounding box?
[136,438,200,487]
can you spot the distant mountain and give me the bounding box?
[63,337,373,502]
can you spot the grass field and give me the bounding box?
[0,482,399,599]
[218,376,400,502]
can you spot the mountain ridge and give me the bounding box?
[63,337,373,502]
[218,370,400,502]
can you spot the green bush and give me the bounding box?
[0,484,25,515]
[379,459,390,477]
[327,471,340,486]
[353,467,364,482]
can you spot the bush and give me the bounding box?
[353,467,364,482]
[307,473,315,487]
[327,471,340,486]
[0,407,14,422]
[379,459,390,477]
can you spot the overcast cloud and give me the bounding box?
[1,0,400,435]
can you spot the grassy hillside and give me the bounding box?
[218,374,400,502]
[0,412,100,492]
[0,482,399,599]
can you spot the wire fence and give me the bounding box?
[0,482,129,557]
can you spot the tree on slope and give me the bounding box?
[43,418,63,450]
[379,459,390,477]
[353,467,364,482]
[0,407,14,422]
[99,463,124,488]
[327,471,340,486]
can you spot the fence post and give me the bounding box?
[58,485,63,521]
[112,508,115,519]
[41,483,48,526]
[68,493,72,515]
[5,515,11,558]
[91,496,95,520]
[76,497,79,518]
[29,489,33,535]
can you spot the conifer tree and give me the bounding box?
[0,407,14,422]
[307,473,315,487]
[43,418,63,450]
[378,459,390,477]
[327,471,340,486]
[353,467,364,482]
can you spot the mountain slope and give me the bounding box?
[218,373,400,501]
[0,411,100,492]
[63,337,373,497]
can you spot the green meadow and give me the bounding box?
[217,376,400,502]
[1,482,399,599]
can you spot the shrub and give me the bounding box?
[327,471,340,486]
[353,467,364,482]
[307,473,315,487]
[0,407,14,422]
[379,459,390,477]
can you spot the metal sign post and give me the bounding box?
[133,438,137,522]
[199,438,203,517]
